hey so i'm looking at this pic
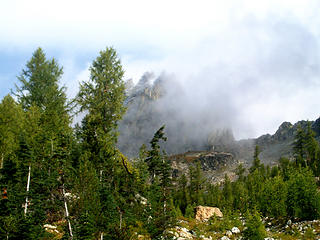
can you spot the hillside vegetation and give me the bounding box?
[1,48,320,239]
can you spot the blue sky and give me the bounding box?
[1,0,320,138]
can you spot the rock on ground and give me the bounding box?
[195,206,223,222]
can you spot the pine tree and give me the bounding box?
[304,122,320,175]
[145,125,167,181]
[12,48,74,237]
[0,95,24,170]
[77,47,126,177]
[73,158,100,239]
[0,95,26,239]
[261,176,287,218]
[222,174,233,210]
[243,210,267,240]
[189,162,205,205]
[250,145,263,173]
[175,174,189,214]
[293,125,307,167]
[235,163,246,181]
[286,167,320,220]
[76,47,129,238]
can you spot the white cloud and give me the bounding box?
[1,0,320,139]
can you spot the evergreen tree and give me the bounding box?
[260,176,287,218]
[222,174,233,210]
[243,210,267,240]
[76,47,128,238]
[293,125,307,167]
[304,122,320,175]
[0,95,24,170]
[77,47,127,182]
[145,125,167,181]
[145,126,175,238]
[235,163,246,182]
[286,167,320,220]
[250,145,263,173]
[175,174,189,214]
[246,169,264,210]
[73,158,100,239]
[13,48,73,237]
[188,162,205,205]
[232,180,249,213]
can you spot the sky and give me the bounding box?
[1,0,320,139]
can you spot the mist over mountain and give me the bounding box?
[118,72,240,157]
[118,72,320,166]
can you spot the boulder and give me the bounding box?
[221,237,230,240]
[226,230,232,237]
[164,226,193,239]
[195,206,223,222]
[44,224,59,234]
[231,227,240,234]
[174,226,193,239]
[44,224,57,230]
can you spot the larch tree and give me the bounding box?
[77,47,126,177]
[0,95,25,239]
[14,48,74,237]
[76,47,128,239]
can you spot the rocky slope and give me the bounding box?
[118,73,320,175]
[169,151,238,183]
[249,118,320,165]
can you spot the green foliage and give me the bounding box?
[261,176,287,218]
[294,125,307,166]
[188,162,204,205]
[174,173,190,214]
[77,47,126,147]
[250,145,263,173]
[0,95,24,170]
[146,125,167,181]
[243,210,267,240]
[293,122,320,175]
[16,48,66,111]
[305,122,320,175]
[222,174,233,210]
[246,169,264,210]
[207,212,242,233]
[232,180,249,212]
[2,46,320,238]
[286,167,320,220]
[185,204,194,218]
[75,211,96,240]
[235,163,246,181]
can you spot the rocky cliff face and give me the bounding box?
[251,118,320,165]
[169,151,237,183]
[118,73,320,171]
[118,73,212,157]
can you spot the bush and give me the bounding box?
[243,211,266,240]
[261,176,287,218]
[286,167,320,220]
[185,204,194,218]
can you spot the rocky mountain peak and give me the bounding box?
[273,121,294,141]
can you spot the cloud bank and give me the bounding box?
[1,0,320,141]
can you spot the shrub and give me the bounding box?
[243,211,266,240]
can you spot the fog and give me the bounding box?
[118,15,320,156]
[1,1,320,148]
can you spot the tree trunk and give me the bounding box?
[24,164,31,216]
[100,170,103,182]
[1,153,3,169]
[62,183,73,239]
[100,232,103,240]
[119,210,122,230]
